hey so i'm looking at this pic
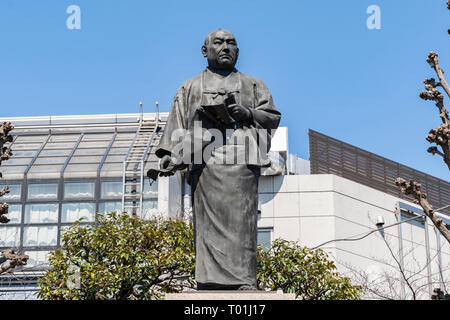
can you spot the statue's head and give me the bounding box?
[202,29,239,70]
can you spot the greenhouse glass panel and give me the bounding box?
[34,156,67,165]
[7,205,21,224]
[24,251,50,267]
[25,204,58,223]
[28,184,58,200]
[100,163,123,177]
[82,133,114,141]
[112,140,133,148]
[104,155,125,163]
[14,136,47,143]
[27,167,61,179]
[64,163,98,178]
[12,143,43,150]
[98,201,122,214]
[40,149,71,157]
[64,182,95,199]
[76,141,110,149]
[44,142,76,149]
[0,166,27,179]
[115,133,136,140]
[11,150,36,157]
[143,178,158,197]
[1,184,21,201]
[48,135,80,142]
[3,158,32,166]
[61,203,95,222]
[101,182,122,198]
[23,226,57,247]
[73,148,106,156]
[0,226,20,247]
[69,155,103,164]
[108,148,128,155]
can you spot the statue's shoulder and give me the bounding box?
[177,72,203,91]
[238,71,268,88]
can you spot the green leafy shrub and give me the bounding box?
[257,239,362,300]
[38,213,361,300]
[38,212,195,300]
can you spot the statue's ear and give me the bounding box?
[201,45,208,58]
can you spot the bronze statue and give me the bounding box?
[150,29,281,290]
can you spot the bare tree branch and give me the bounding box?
[448,0,450,35]
[395,178,450,244]
[340,232,450,300]
[0,122,29,279]
[0,122,14,168]
[425,52,450,99]
[0,123,13,224]
[419,52,450,169]
[381,234,417,299]
[0,203,9,224]
[0,250,29,274]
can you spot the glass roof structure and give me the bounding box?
[0,113,167,180]
[0,113,168,273]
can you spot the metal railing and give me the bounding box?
[309,129,450,215]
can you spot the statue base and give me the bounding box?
[164,290,296,300]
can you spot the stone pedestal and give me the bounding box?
[164,290,296,300]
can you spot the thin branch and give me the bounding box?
[338,261,396,300]
[0,249,29,275]
[0,203,9,224]
[427,146,445,158]
[395,178,450,244]
[0,122,13,224]
[448,0,450,35]
[419,52,450,169]
[0,122,14,169]
[0,122,29,278]
[0,186,9,198]
[426,52,450,99]
[381,235,416,299]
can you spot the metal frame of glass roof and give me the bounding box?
[0,113,167,269]
[0,113,167,180]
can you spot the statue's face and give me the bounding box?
[202,30,239,70]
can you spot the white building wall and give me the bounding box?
[288,154,310,175]
[258,174,450,299]
[270,127,288,153]
[158,171,183,219]
[158,163,449,299]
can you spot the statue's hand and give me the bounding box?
[159,170,175,177]
[228,104,251,122]
[158,155,178,177]
[160,155,173,170]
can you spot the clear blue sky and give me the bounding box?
[0,0,449,180]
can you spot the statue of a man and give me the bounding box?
[152,29,281,290]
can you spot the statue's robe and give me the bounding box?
[155,67,281,288]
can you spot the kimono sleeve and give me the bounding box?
[250,79,281,131]
[249,79,281,154]
[155,84,189,159]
